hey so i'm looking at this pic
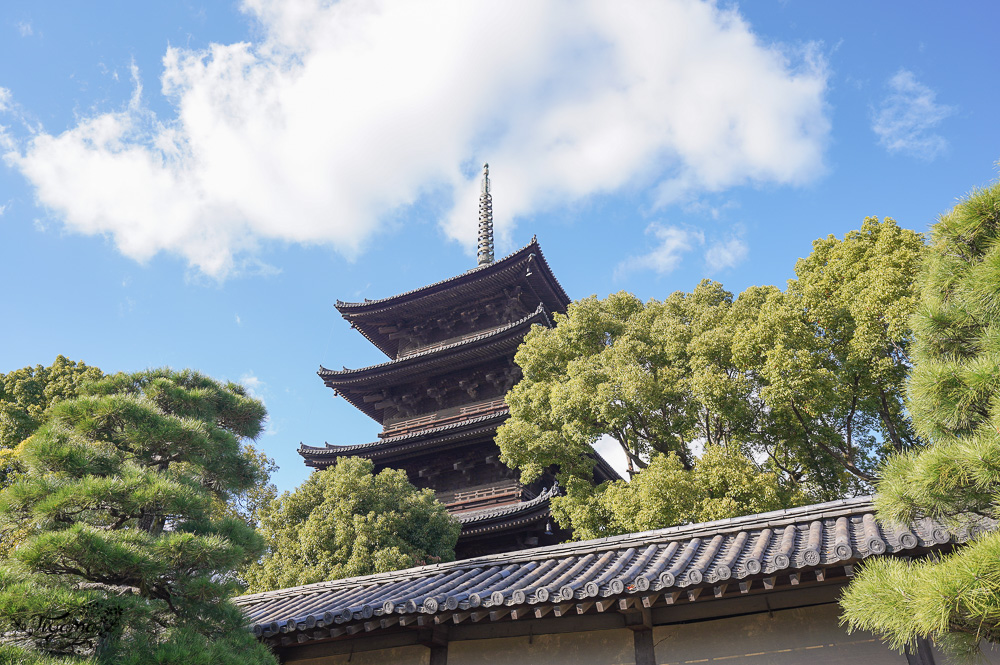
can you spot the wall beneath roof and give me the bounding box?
[652,603,905,665]
[448,628,636,665]
[284,644,430,665]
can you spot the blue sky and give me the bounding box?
[1,1,998,493]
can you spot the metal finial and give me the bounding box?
[477,162,494,266]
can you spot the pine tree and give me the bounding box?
[0,369,278,664]
[841,180,1000,658]
[0,356,104,490]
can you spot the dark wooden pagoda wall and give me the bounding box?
[318,242,578,558]
[366,437,552,506]
[376,285,538,358]
[360,359,520,432]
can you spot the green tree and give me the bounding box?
[841,181,1000,658]
[497,218,924,537]
[731,217,925,497]
[0,369,277,665]
[0,356,103,487]
[497,281,745,484]
[213,445,279,532]
[244,457,460,593]
[553,445,797,540]
[497,281,801,538]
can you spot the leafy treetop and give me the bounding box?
[0,356,103,487]
[244,456,461,593]
[496,217,924,538]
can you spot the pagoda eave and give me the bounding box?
[336,239,569,357]
[299,410,509,468]
[318,306,549,421]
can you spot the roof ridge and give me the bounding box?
[235,494,876,603]
[298,409,510,456]
[335,238,543,311]
[455,484,559,523]
[319,304,548,379]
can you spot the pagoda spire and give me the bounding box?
[477,162,494,266]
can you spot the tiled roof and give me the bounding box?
[236,496,981,646]
[317,306,550,422]
[335,238,570,358]
[318,305,550,383]
[455,484,559,525]
[297,411,623,482]
[336,238,570,313]
[299,410,510,459]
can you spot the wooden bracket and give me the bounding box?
[534,606,553,619]
[624,607,653,631]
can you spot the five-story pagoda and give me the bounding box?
[299,164,619,558]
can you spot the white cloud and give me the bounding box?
[3,0,830,278]
[623,223,703,276]
[0,87,10,112]
[16,21,33,37]
[872,69,955,160]
[235,313,242,326]
[0,202,6,217]
[239,372,265,400]
[621,221,748,276]
[704,229,748,271]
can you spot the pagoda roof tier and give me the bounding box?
[298,410,623,483]
[318,305,551,421]
[454,484,559,538]
[335,238,570,358]
[299,410,510,467]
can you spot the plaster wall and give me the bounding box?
[653,603,905,665]
[448,627,636,665]
[285,644,429,665]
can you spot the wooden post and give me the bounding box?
[634,629,655,665]
[430,645,448,665]
[420,627,449,665]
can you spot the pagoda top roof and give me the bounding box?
[335,238,570,358]
[318,304,551,420]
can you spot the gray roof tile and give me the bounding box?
[236,495,985,643]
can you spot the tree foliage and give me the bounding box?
[552,445,796,540]
[244,457,460,593]
[497,282,743,482]
[732,216,925,496]
[0,357,103,488]
[841,181,1000,658]
[497,217,924,537]
[0,369,277,665]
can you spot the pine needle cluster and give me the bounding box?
[0,369,277,664]
[841,180,1000,658]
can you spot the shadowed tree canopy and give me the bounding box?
[841,180,1000,659]
[497,217,924,537]
[0,369,277,665]
[244,457,460,593]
